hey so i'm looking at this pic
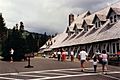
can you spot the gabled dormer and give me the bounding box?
[66,27,74,36]
[82,19,93,32]
[92,14,106,29]
[73,23,82,35]
[66,27,69,33]
[82,20,88,32]
[73,24,78,34]
[83,11,91,18]
[106,7,120,24]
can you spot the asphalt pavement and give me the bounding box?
[0,57,120,80]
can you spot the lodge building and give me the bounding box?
[41,2,120,57]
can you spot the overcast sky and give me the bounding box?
[0,0,119,34]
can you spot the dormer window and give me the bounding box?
[75,29,79,34]
[95,22,97,28]
[84,25,88,32]
[114,15,117,22]
[73,24,79,35]
[110,16,113,23]
[107,7,120,24]
[95,21,100,28]
[68,32,71,36]
[98,21,100,27]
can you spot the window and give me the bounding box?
[95,22,97,28]
[95,21,100,28]
[114,15,117,22]
[68,32,71,36]
[110,16,113,23]
[75,27,79,34]
[117,43,119,52]
[113,43,115,53]
[98,21,101,27]
[84,25,88,32]
[107,44,109,52]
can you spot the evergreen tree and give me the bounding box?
[0,13,6,33]
[19,21,24,32]
[26,33,34,53]
[0,13,7,55]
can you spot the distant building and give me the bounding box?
[41,2,120,57]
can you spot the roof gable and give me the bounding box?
[66,27,69,33]
[112,8,120,15]
[73,24,77,30]
[81,20,87,28]
[82,11,91,18]
[107,7,120,18]
[92,14,106,23]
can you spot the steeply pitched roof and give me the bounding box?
[68,11,91,31]
[92,14,106,24]
[43,1,120,49]
[112,8,120,15]
[50,32,68,48]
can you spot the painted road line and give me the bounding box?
[0,68,83,75]
[29,73,102,80]
[20,67,99,74]
[0,76,22,80]
[0,71,120,80]
[29,71,120,80]
[16,74,47,78]
[102,74,120,80]
[41,72,68,75]
[57,70,81,74]
[0,67,109,75]
[0,73,19,76]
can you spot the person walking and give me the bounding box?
[93,55,98,72]
[10,48,14,62]
[100,50,108,74]
[79,49,88,72]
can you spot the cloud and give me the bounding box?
[0,0,119,34]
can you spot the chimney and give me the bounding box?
[69,13,74,26]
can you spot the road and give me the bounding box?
[0,57,120,80]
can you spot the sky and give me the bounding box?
[0,0,119,34]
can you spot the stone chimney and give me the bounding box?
[69,13,74,26]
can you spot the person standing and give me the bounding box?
[71,50,74,62]
[57,49,61,61]
[100,50,108,73]
[79,49,88,72]
[61,49,66,61]
[53,51,57,58]
[10,48,14,62]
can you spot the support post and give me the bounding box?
[25,55,33,68]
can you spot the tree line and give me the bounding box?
[0,13,50,61]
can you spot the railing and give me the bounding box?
[108,54,120,66]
